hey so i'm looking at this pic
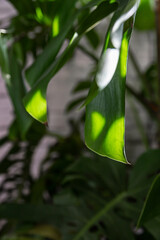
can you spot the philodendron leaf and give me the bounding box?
[137,174,160,227]
[23,0,118,123]
[85,0,139,163]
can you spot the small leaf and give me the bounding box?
[66,96,86,112]
[72,80,91,93]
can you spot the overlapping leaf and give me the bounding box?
[23,0,118,123]
[85,0,139,163]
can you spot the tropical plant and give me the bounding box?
[0,0,160,239]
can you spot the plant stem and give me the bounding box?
[73,192,127,240]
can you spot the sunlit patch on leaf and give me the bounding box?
[36,7,43,20]
[91,112,105,140]
[52,15,59,37]
[120,36,128,78]
[85,0,139,163]
[104,117,126,162]
[24,89,47,123]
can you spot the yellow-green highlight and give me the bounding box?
[86,111,127,163]
[104,117,127,163]
[91,112,105,140]
[36,7,43,21]
[52,16,59,37]
[120,37,128,78]
[24,90,47,123]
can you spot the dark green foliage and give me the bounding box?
[0,0,160,239]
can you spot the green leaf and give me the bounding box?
[85,29,100,49]
[67,155,126,194]
[84,0,139,162]
[23,0,118,123]
[72,80,91,93]
[144,217,160,240]
[66,96,86,112]
[0,36,32,138]
[7,0,35,14]
[138,174,160,227]
[72,192,127,240]
[25,0,109,87]
[135,0,155,30]
[0,203,78,225]
[25,0,78,87]
[128,149,160,191]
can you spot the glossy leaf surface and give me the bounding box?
[85,0,139,162]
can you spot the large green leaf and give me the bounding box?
[0,36,32,137]
[23,0,118,123]
[137,174,160,226]
[85,0,139,162]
